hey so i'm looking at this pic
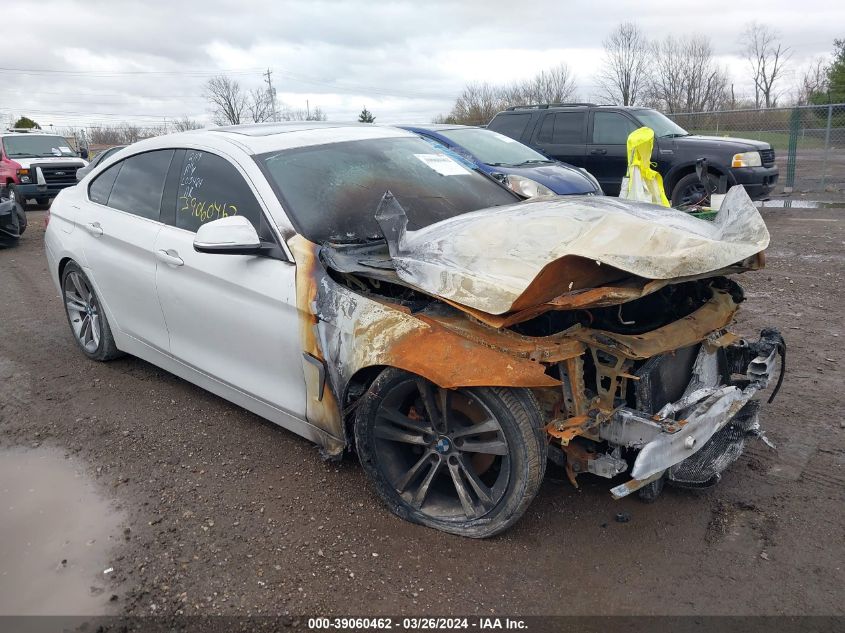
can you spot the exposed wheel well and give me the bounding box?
[341,364,389,448]
[58,257,73,282]
[664,164,726,195]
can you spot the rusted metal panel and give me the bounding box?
[290,235,568,455]
[569,288,739,360]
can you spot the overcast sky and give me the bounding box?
[2,0,842,131]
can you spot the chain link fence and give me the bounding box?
[667,104,845,197]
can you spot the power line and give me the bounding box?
[0,66,264,77]
[263,68,278,122]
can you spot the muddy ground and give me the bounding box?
[0,208,842,621]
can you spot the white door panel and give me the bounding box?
[77,202,170,351]
[154,226,305,418]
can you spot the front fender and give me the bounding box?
[665,160,736,191]
[289,236,559,451]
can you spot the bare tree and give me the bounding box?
[280,105,327,121]
[87,124,163,145]
[508,63,578,104]
[172,116,204,132]
[443,82,508,126]
[742,22,791,108]
[204,75,248,125]
[795,57,829,105]
[247,88,275,123]
[596,22,650,106]
[648,35,728,112]
[437,64,578,125]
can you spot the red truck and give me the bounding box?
[0,128,88,208]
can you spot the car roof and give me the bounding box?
[1,130,69,137]
[127,122,417,156]
[396,124,475,132]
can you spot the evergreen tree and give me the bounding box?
[13,116,40,129]
[810,39,845,104]
[358,107,375,123]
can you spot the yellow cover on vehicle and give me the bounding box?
[619,127,670,207]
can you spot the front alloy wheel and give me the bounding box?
[355,368,546,538]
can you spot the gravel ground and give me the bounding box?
[0,208,843,622]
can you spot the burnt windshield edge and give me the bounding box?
[252,140,520,245]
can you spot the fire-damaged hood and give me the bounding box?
[374,185,769,316]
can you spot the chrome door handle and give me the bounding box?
[85,222,103,236]
[590,148,607,155]
[156,249,184,267]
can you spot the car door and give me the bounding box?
[76,150,174,351]
[531,110,588,167]
[153,149,306,418]
[586,110,639,195]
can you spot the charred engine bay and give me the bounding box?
[509,277,745,337]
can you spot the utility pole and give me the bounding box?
[263,68,277,122]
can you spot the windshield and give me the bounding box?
[260,137,519,243]
[633,110,689,138]
[439,128,551,166]
[3,135,77,158]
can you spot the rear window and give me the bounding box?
[88,162,122,206]
[537,112,586,144]
[259,137,518,243]
[488,113,532,141]
[106,150,174,221]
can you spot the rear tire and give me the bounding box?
[355,368,546,538]
[61,261,123,361]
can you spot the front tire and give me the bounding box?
[671,172,719,208]
[61,262,122,361]
[354,368,546,538]
[15,202,27,236]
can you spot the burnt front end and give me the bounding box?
[532,282,785,498]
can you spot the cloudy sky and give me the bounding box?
[2,0,842,131]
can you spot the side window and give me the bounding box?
[551,112,586,143]
[537,114,555,143]
[88,162,122,206]
[107,150,175,220]
[592,112,637,144]
[491,113,531,140]
[175,150,262,233]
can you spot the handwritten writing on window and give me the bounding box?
[178,195,238,222]
[177,151,238,224]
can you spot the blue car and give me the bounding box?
[396,124,602,197]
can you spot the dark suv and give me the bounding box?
[488,104,779,205]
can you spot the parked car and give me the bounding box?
[0,129,88,206]
[487,104,779,205]
[396,124,602,197]
[46,122,783,537]
[0,193,26,246]
[76,145,126,181]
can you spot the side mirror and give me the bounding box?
[193,216,261,255]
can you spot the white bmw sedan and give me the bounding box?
[46,122,781,537]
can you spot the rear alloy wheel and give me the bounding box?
[355,368,546,538]
[61,262,122,361]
